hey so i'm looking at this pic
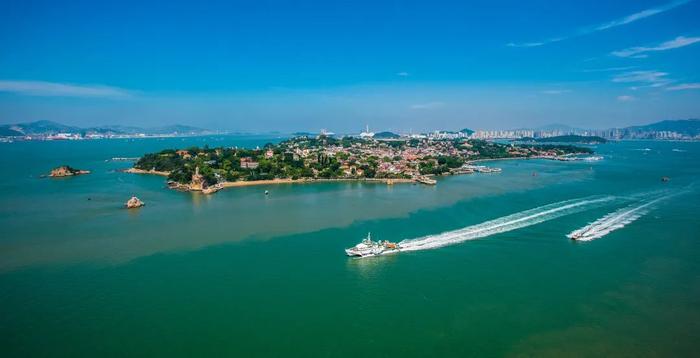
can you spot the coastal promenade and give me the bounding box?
[221,177,414,188]
[125,168,416,192]
[124,167,170,176]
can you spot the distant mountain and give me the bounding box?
[624,119,700,137]
[0,127,23,136]
[86,124,208,135]
[146,124,207,135]
[6,120,81,135]
[0,120,211,137]
[91,125,144,134]
[459,128,474,135]
[374,131,400,139]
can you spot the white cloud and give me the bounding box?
[612,70,673,88]
[507,38,563,48]
[595,0,690,31]
[666,83,700,91]
[0,80,133,98]
[508,0,690,47]
[541,89,572,95]
[617,95,637,102]
[581,66,638,73]
[396,72,410,77]
[410,101,444,110]
[612,36,700,57]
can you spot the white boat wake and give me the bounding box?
[397,196,616,252]
[567,192,679,242]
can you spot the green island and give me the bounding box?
[130,135,594,193]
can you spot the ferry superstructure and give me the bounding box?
[345,233,400,257]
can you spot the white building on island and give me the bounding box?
[359,125,374,138]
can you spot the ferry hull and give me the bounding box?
[345,233,401,257]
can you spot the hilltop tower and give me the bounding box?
[190,166,206,191]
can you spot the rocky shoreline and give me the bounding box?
[125,168,418,194]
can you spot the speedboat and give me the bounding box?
[345,233,400,257]
[568,227,593,241]
[568,232,584,240]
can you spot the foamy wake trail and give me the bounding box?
[567,193,678,241]
[397,196,616,252]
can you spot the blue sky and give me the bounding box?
[0,0,699,132]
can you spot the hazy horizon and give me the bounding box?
[1,1,699,132]
[5,117,700,135]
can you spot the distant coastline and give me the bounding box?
[0,120,219,141]
[2,119,699,142]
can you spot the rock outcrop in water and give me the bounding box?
[49,165,90,177]
[125,196,145,209]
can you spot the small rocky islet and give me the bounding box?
[125,196,145,209]
[48,165,91,177]
[47,166,146,210]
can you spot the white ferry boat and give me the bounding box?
[345,233,400,257]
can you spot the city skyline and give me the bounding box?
[1,0,699,131]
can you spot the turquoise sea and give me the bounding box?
[1,137,699,357]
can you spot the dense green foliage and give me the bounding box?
[418,155,465,175]
[469,140,511,159]
[135,142,331,185]
[135,150,185,172]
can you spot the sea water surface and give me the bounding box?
[1,137,699,357]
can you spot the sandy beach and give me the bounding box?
[125,168,414,190]
[221,178,299,187]
[221,177,414,188]
[124,168,171,176]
